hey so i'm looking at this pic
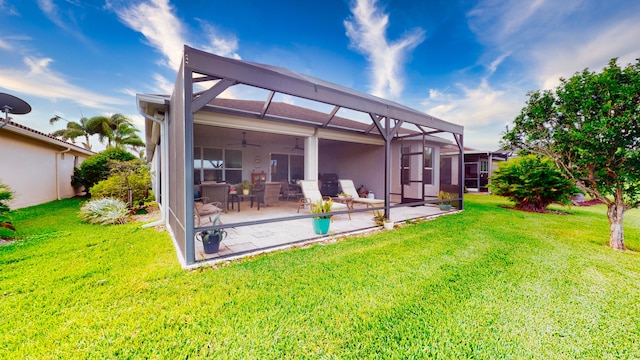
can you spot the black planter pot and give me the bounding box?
[200,231,227,254]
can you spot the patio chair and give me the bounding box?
[338,179,384,208]
[200,183,230,211]
[298,180,350,219]
[280,180,303,201]
[255,182,282,208]
[194,196,223,226]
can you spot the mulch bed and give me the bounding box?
[574,199,604,206]
[498,205,572,215]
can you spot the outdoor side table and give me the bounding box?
[230,194,259,212]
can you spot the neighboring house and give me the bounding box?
[137,46,464,266]
[463,149,510,192]
[0,120,94,209]
[442,146,511,192]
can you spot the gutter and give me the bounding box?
[137,97,167,229]
[55,147,72,200]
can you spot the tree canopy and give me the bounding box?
[49,115,93,150]
[50,113,144,152]
[502,58,640,250]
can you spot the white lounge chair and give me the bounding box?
[298,180,350,219]
[338,179,384,208]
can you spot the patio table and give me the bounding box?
[230,194,259,212]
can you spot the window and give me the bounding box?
[270,153,304,182]
[423,146,433,185]
[194,147,242,183]
[480,160,489,172]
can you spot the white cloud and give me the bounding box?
[110,0,185,70]
[110,0,242,93]
[467,0,640,89]
[344,0,425,99]
[423,79,521,128]
[198,21,241,60]
[36,0,90,45]
[533,17,640,89]
[151,73,175,94]
[0,38,10,51]
[0,56,127,109]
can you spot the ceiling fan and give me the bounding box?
[285,137,304,151]
[227,131,261,147]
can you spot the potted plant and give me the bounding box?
[238,180,254,195]
[383,218,394,230]
[196,214,227,254]
[372,209,393,230]
[311,199,333,235]
[372,209,385,226]
[438,190,454,211]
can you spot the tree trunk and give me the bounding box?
[607,197,626,250]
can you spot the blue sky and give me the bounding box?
[1,0,639,150]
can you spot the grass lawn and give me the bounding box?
[1,194,639,358]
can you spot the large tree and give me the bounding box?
[49,115,93,150]
[86,114,144,150]
[503,58,640,250]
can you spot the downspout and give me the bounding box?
[138,102,167,229]
[55,147,72,200]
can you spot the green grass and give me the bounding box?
[1,195,639,358]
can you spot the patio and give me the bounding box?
[194,196,457,263]
[138,46,464,267]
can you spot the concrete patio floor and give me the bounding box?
[194,197,458,264]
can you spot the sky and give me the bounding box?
[1,0,639,151]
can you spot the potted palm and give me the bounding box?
[438,190,454,211]
[311,199,333,235]
[196,214,227,254]
[238,180,254,195]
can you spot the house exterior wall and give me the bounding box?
[168,63,189,263]
[0,127,89,209]
[318,141,385,197]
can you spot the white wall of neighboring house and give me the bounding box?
[0,122,93,209]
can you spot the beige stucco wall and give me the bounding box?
[0,129,90,209]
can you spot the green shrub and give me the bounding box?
[78,198,130,225]
[0,181,15,236]
[73,147,136,191]
[489,155,579,212]
[90,159,151,206]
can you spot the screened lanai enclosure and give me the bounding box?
[138,46,464,267]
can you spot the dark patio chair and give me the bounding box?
[255,182,282,208]
[280,180,303,200]
[200,183,230,211]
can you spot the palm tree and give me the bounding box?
[113,118,145,150]
[49,115,93,150]
[86,113,144,151]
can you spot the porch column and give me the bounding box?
[304,135,319,180]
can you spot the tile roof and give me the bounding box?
[3,120,95,155]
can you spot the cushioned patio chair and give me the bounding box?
[255,182,282,208]
[200,183,230,211]
[298,180,350,219]
[194,196,222,226]
[338,179,384,208]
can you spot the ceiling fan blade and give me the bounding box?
[285,138,303,151]
[228,131,261,147]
